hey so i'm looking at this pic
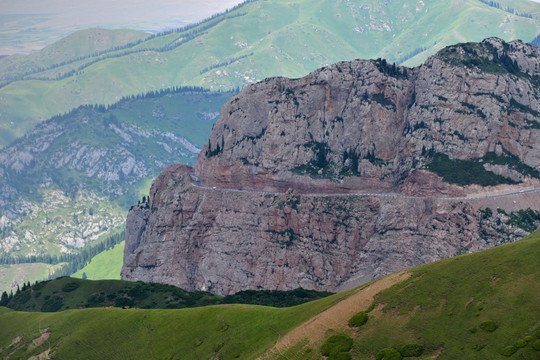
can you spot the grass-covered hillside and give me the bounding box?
[72,241,125,280]
[1,0,539,146]
[0,290,352,360]
[1,230,538,359]
[263,230,540,360]
[3,276,332,312]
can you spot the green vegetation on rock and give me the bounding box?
[425,152,535,186]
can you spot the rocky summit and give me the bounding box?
[122,38,540,295]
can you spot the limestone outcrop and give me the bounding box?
[122,39,540,295]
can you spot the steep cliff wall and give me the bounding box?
[195,38,540,194]
[122,38,540,295]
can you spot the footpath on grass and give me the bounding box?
[258,271,411,359]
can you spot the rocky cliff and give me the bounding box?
[122,38,540,295]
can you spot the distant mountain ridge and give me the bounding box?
[1,0,539,147]
[0,88,233,264]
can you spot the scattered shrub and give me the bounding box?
[500,345,517,356]
[114,297,134,307]
[127,285,150,300]
[33,281,47,291]
[41,295,64,312]
[469,326,477,333]
[514,339,527,348]
[348,311,368,327]
[213,342,224,352]
[533,339,540,351]
[400,343,425,357]
[472,344,485,351]
[222,287,332,307]
[61,281,80,292]
[479,320,499,332]
[85,294,105,307]
[376,347,402,360]
[330,353,352,360]
[13,291,31,305]
[524,336,534,343]
[217,323,229,332]
[321,334,353,356]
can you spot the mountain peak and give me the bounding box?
[123,39,540,295]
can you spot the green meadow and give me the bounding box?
[1,230,538,359]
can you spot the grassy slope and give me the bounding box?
[1,0,539,146]
[72,241,125,280]
[266,230,540,360]
[5,276,333,313]
[0,28,148,77]
[1,231,538,359]
[0,287,354,360]
[6,276,222,312]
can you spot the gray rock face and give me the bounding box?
[123,39,540,295]
[195,38,540,193]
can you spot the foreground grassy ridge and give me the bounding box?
[264,231,540,359]
[1,0,539,146]
[357,231,540,359]
[0,288,354,360]
[1,233,538,359]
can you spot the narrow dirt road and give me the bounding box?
[191,178,540,201]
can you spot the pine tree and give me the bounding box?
[0,291,8,306]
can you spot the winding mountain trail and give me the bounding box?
[190,176,540,201]
[258,271,411,360]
